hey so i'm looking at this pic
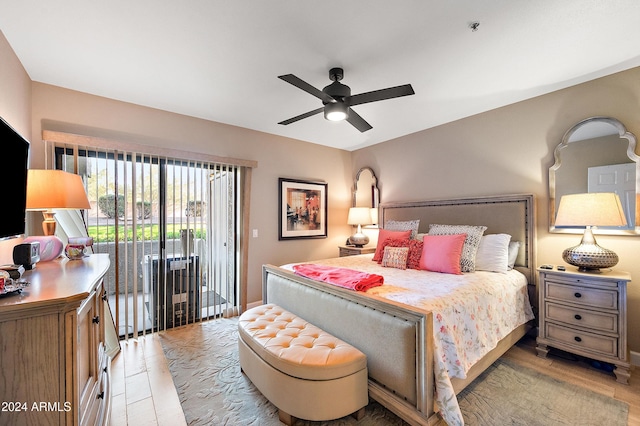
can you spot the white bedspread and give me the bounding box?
[283,253,534,426]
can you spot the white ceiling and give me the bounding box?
[2,1,640,151]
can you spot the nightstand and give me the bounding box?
[536,267,631,384]
[339,245,376,257]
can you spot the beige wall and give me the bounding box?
[0,31,31,264]
[352,66,640,354]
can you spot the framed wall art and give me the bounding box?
[279,178,328,240]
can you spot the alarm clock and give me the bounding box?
[13,241,41,270]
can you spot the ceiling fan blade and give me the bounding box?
[278,74,335,104]
[348,84,415,107]
[278,107,324,126]
[346,108,373,132]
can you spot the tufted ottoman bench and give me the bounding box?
[238,304,368,425]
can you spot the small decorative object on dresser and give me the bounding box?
[339,245,376,257]
[536,266,631,384]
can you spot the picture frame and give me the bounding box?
[279,178,328,240]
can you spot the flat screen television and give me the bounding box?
[0,116,30,241]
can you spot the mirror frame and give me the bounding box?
[353,166,379,207]
[549,116,640,235]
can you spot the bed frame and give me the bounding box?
[262,194,536,425]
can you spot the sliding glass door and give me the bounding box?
[53,145,242,338]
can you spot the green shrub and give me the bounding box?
[98,194,125,219]
[136,201,152,219]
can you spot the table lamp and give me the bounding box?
[347,207,373,247]
[25,170,91,260]
[555,192,627,272]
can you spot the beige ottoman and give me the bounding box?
[238,304,368,425]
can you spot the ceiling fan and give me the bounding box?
[277,68,415,132]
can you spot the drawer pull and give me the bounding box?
[574,292,582,298]
[574,336,582,343]
[92,316,100,324]
[97,391,104,400]
[574,314,582,320]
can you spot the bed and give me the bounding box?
[262,194,537,425]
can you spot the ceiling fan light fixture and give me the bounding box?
[324,102,348,121]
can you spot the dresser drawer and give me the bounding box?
[545,322,618,357]
[545,302,618,333]
[545,281,618,310]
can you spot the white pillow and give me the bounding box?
[475,234,511,273]
[507,240,521,269]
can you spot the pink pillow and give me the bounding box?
[372,229,412,261]
[419,234,466,274]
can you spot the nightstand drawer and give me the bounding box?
[545,282,618,310]
[339,246,375,257]
[341,247,362,256]
[545,302,618,333]
[545,322,618,357]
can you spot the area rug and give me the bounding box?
[159,317,629,426]
[457,358,629,426]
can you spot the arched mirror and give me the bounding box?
[549,116,640,235]
[353,167,379,223]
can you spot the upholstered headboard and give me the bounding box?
[380,194,536,286]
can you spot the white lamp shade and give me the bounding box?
[370,207,379,225]
[555,192,627,227]
[26,169,91,210]
[347,207,373,226]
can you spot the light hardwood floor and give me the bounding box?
[110,334,187,426]
[110,330,638,425]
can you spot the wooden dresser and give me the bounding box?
[536,266,631,384]
[0,254,111,426]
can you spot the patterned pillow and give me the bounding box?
[406,239,424,270]
[382,246,409,270]
[377,237,423,270]
[384,219,420,239]
[428,224,487,272]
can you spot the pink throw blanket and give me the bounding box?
[292,264,384,291]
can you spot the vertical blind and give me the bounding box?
[44,133,255,339]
